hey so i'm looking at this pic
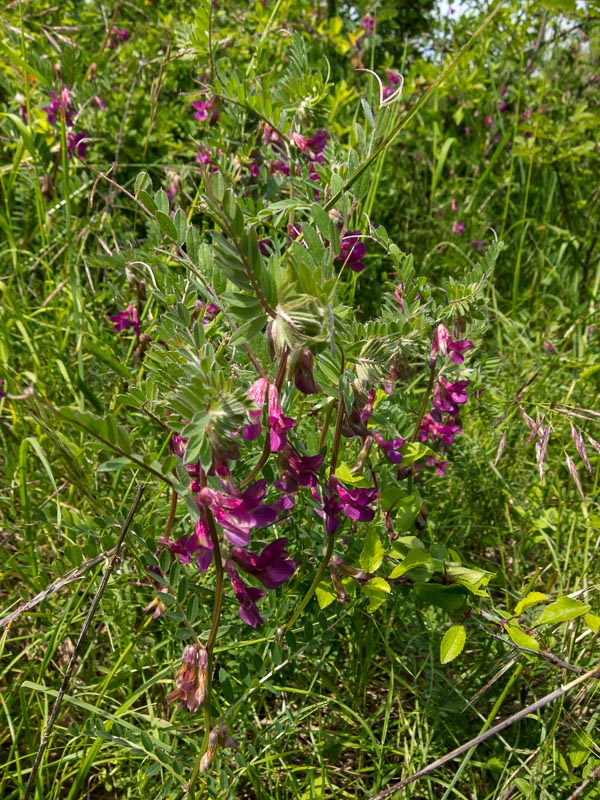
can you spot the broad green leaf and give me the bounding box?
[515,592,549,616]
[316,579,336,610]
[335,462,370,486]
[536,597,591,626]
[400,441,431,466]
[506,622,540,651]
[445,564,493,596]
[389,548,432,579]
[361,577,391,612]
[584,613,600,633]
[440,624,466,664]
[359,528,384,573]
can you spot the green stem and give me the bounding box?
[411,364,436,443]
[187,504,225,798]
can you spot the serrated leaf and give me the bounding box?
[506,622,540,650]
[316,579,336,609]
[389,548,433,579]
[440,624,466,664]
[361,577,390,611]
[360,528,384,573]
[535,597,591,626]
[515,592,549,616]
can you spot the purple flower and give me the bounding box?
[199,479,285,548]
[471,239,485,251]
[193,301,219,325]
[291,348,319,395]
[0,379,5,398]
[160,514,214,574]
[243,377,268,441]
[419,413,462,445]
[66,131,89,159]
[274,443,324,494]
[450,198,458,213]
[430,324,473,367]
[361,13,376,33]
[109,304,140,336]
[451,220,465,236]
[498,101,508,113]
[226,564,264,627]
[319,478,378,531]
[335,481,378,523]
[291,130,328,162]
[230,538,296,589]
[337,231,367,273]
[268,384,296,451]
[43,88,75,127]
[433,377,469,416]
[94,95,106,111]
[191,95,218,125]
[107,25,130,49]
[483,115,494,128]
[372,432,406,463]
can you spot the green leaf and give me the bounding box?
[173,208,188,245]
[440,625,466,664]
[389,548,432,579]
[515,592,549,616]
[506,622,540,651]
[186,225,201,263]
[335,462,370,486]
[361,577,391,612]
[360,529,384,573]
[316,579,336,610]
[155,210,178,240]
[584,613,600,633]
[311,203,333,240]
[97,458,132,472]
[535,597,591,626]
[134,171,152,196]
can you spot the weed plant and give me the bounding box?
[0,2,598,799]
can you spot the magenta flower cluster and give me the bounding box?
[418,324,474,466]
[42,86,90,159]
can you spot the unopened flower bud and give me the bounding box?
[199,728,219,772]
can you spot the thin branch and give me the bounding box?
[369,663,600,800]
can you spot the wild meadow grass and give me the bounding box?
[1,2,598,799]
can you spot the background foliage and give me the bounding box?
[1,1,599,799]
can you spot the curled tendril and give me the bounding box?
[356,68,404,108]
